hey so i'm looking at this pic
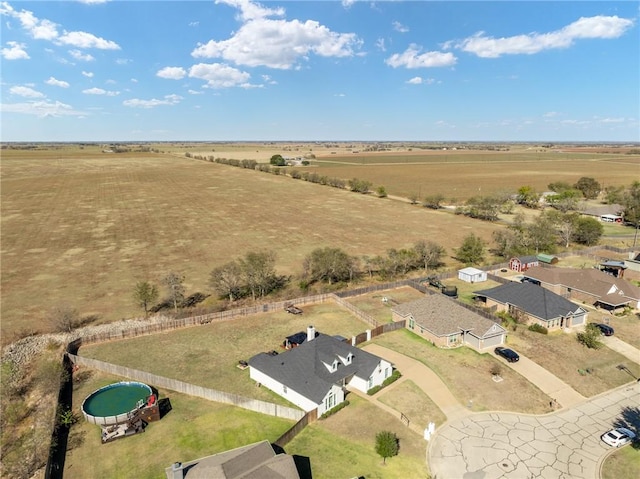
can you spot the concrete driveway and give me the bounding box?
[428,382,640,479]
[494,351,586,408]
[602,336,640,366]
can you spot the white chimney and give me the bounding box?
[307,325,316,342]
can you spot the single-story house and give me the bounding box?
[509,255,539,272]
[249,327,393,415]
[522,266,640,312]
[165,440,300,479]
[600,214,623,223]
[391,294,506,350]
[458,267,487,283]
[474,282,588,330]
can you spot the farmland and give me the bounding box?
[1,143,638,341]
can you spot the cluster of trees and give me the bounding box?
[493,210,603,259]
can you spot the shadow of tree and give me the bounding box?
[612,406,640,450]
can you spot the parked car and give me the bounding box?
[592,323,614,336]
[601,427,636,447]
[494,347,519,363]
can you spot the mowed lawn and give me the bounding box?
[79,302,371,405]
[1,151,506,341]
[346,286,426,324]
[66,370,295,479]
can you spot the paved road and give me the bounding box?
[428,382,640,479]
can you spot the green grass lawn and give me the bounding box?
[285,395,428,479]
[80,302,371,405]
[602,445,640,479]
[66,370,295,479]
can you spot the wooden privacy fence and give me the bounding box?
[274,409,318,448]
[67,354,305,422]
[331,294,378,328]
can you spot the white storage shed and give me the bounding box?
[458,267,487,283]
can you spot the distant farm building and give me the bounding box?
[457,267,487,283]
[509,256,539,272]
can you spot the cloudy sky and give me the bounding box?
[1,0,638,142]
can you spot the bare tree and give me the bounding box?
[413,240,446,272]
[49,305,80,333]
[209,261,244,301]
[163,272,185,312]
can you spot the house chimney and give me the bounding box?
[307,325,316,342]
[172,462,183,479]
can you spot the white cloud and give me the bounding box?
[457,15,634,58]
[217,0,285,22]
[406,76,437,85]
[192,2,361,69]
[77,0,110,4]
[45,76,70,88]
[123,94,183,108]
[69,49,94,61]
[82,87,119,96]
[188,62,251,88]
[189,21,199,27]
[1,1,119,49]
[386,44,457,68]
[188,89,203,95]
[82,70,94,77]
[375,38,386,52]
[10,85,45,98]
[157,66,187,80]
[1,100,85,117]
[115,58,131,65]
[1,40,29,59]
[392,21,409,33]
[57,30,120,49]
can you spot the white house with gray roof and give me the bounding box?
[249,326,393,415]
[391,294,506,350]
[474,282,587,331]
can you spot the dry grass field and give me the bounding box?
[1,148,508,342]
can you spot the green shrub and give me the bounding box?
[577,324,603,349]
[367,370,402,395]
[528,323,548,334]
[320,400,349,419]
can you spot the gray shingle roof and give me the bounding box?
[249,334,385,404]
[392,295,505,338]
[165,440,300,479]
[474,282,585,320]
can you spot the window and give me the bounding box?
[409,318,415,329]
[332,360,338,372]
[368,376,373,389]
[325,392,335,410]
[283,385,287,394]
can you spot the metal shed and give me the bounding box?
[457,267,487,283]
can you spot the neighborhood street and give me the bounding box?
[428,382,639,479]
[359,343,639,479]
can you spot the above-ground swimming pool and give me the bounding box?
[82,381,153,426]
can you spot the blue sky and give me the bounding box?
[1,0,638,142]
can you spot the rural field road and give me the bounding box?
[428,381,639,479]
[495,352,586,408]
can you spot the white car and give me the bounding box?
[601,427,636,447]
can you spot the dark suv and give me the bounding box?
[593,323,614,336]
[495,346,519,363]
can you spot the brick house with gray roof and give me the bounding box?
[391,294,506,350]
[474,282,588,331]
[522,266,640,312]
[249,327,393,415]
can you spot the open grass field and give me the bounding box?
[65,370,295,479]
[1,149,509,342]
[301,149,639,200]
[79,302,370,405]
[377,379,447,428]
[602,444,640,479]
